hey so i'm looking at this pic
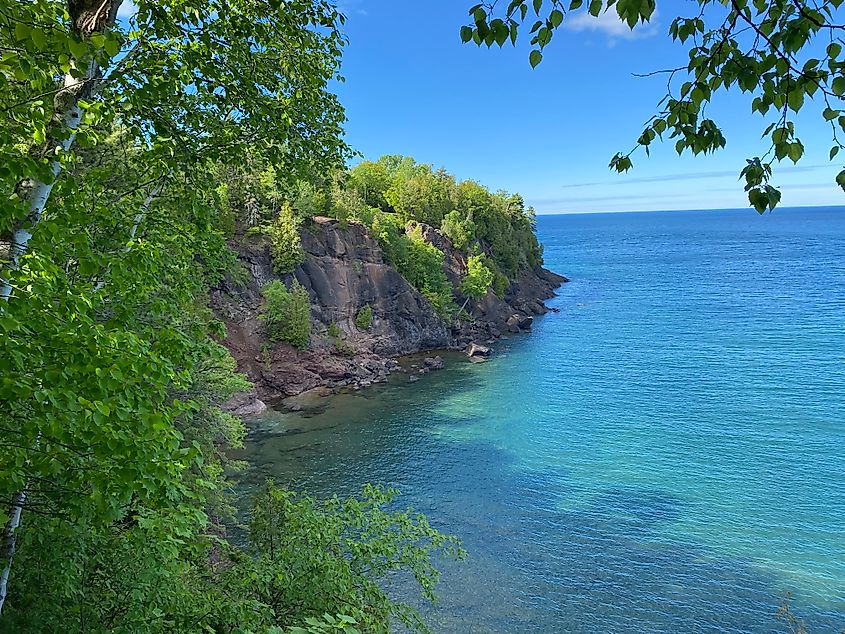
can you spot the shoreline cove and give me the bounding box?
[235,208,845,633]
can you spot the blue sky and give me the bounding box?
[335,0,845,213]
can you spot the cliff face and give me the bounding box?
[212,217,567,407]
[295,220,450,356]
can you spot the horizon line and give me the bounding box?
[535,203,845,217]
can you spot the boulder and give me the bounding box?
[221,390,268,417]
[506,313,534,331]
[423,355,444,370]
[517,314,534,330]
[466,342,491,359]
[227,397,267,417]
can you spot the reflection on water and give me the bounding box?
[236,208,845,633]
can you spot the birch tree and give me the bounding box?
[0,0,347,619]
[462,0,845,211]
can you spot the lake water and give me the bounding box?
[239,207,845,633]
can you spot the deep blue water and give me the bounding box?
[241,207,845,632]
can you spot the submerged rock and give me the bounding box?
[423,355,445,370]
[222,391,267,417]
[466,342,491,359]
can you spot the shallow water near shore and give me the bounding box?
[239,207,845,633]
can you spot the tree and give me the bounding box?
[0,0,347,617]
[268,203,306,274]
[459,254,495,312]
[461,0,845,211]
[384,166,454,226]
[240,483,465,634]
[261,280,312,350]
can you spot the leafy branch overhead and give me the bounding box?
[462,0,845,212]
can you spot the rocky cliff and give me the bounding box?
[212,217,567,411]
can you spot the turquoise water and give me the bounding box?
[241,207,845,632]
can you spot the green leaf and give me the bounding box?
[104,37,121,58]
[837,169,845,192]
[748,188,767,213]
[787,141,803,164]
[529,49,543,68]
[68,38,87,60]
[31,28,47,50]
[14,21,30,42]
[830,146,840,160]
[549,9,564,27]
[765,185,781,211]
[460,25,473,42]
[833,76,845,96]
[787,89,804,112]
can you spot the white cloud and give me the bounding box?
[337,0,368,17]
[566,8,658,41]
[117,0,138,19]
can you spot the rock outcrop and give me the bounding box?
[466,342,492,360]
[212,217,567,404]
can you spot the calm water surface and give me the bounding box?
[240,207,845,633]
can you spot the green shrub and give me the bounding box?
[246,482,465,633]
[261,280,311,350]
[440,209,475,251]
[369,220,456,319]
[355,304,373,330]
[403,227,455,317]
[331,181,366,225]
[351,204,379,228]
[492,271,509,298]
[326,322,354,356]
[293,181,331,220]
[267,202,304,274]
[459,255,494,303]
[370,211,408,267]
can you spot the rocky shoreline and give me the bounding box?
[213,217,567,414]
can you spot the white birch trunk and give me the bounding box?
[0,492,25,615]
[0,0,124,618]
[0,72,82,301]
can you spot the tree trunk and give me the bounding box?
[0,0,124,300]
[0,0,124,618]
[0,491,24,616]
